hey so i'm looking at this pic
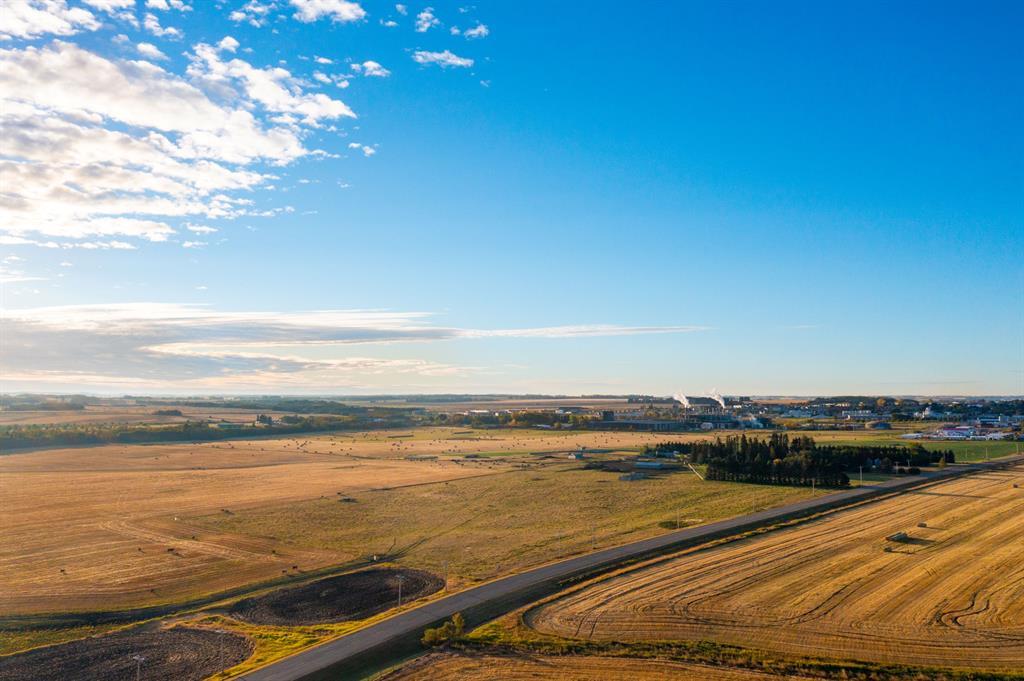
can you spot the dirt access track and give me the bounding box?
[238,456,1024,681]
[229,568,443,626]
[0,626,252,681]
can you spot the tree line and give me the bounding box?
[647,434,954,487]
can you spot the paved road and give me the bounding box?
[241,455,1024,681]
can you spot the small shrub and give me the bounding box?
[422,613,465,647]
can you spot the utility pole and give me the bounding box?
[397,573,405,607]
[131,654,144,681]
[859,466,863,485]
[443,560,449,592]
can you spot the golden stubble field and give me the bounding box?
[528,465,1024,670]
[0,428,674,616]
[385,652,812,680]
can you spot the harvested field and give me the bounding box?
[385,652,808,680]
[0,428,670,616]
[529,466,1024,670]
[0,626,252,681]
[228,568,442,625]
[0,435,498,615]
[197,465,812,592]
[0,405,299,427]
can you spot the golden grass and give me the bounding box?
[528,465,1024,670]
[383,652,811,680]
[0,405,301,426]
[189,615,357,680]
[0,623,122,656]
[0,428,676,616]
[195,461,813,591]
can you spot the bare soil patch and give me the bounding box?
[228,567,443,625]
[0,626,252,681]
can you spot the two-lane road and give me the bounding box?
[241,455,1024,681]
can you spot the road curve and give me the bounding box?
[240,455,1024,681]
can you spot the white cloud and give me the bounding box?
[187,41,356,124]
[143,12,182,39]
[217,35,240,52]
[137,42,168,60]
[181,240,207,248]
[314,55,332,64]
[146,0,191,9]
[0,265,46,284]
[185,223,217,233]
[289,0,366,23]
[1,42,310,161]
[350,60,389,77]
[463,23,488,39]
[229,1,273,27]
[0,303,706,391]
[0,0,100,40]
[59,261,73,266]
[381,19,397,27]
[82,0,134,10]
[347,142,375,157]
[412,49,472,68]
[0,236,138,249]
[0,41,355,247]
[394,4,406,15]
[415,6,439,32]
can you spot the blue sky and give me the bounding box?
[1,0,1021,395]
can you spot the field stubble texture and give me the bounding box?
[384,651,812,680]
[528,466,1024,669]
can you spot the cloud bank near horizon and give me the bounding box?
[2,303,708,391]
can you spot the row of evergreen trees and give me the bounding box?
[648,434,953,488]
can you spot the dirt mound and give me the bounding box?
[0,626,252,681]
[229,567,443,625]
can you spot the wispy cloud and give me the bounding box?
[350,60,390,77]
[290,0,366,24]
[1,303,707,391]
[415,7,439,32]
[137,42,169,60]
[412,49,473,68]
